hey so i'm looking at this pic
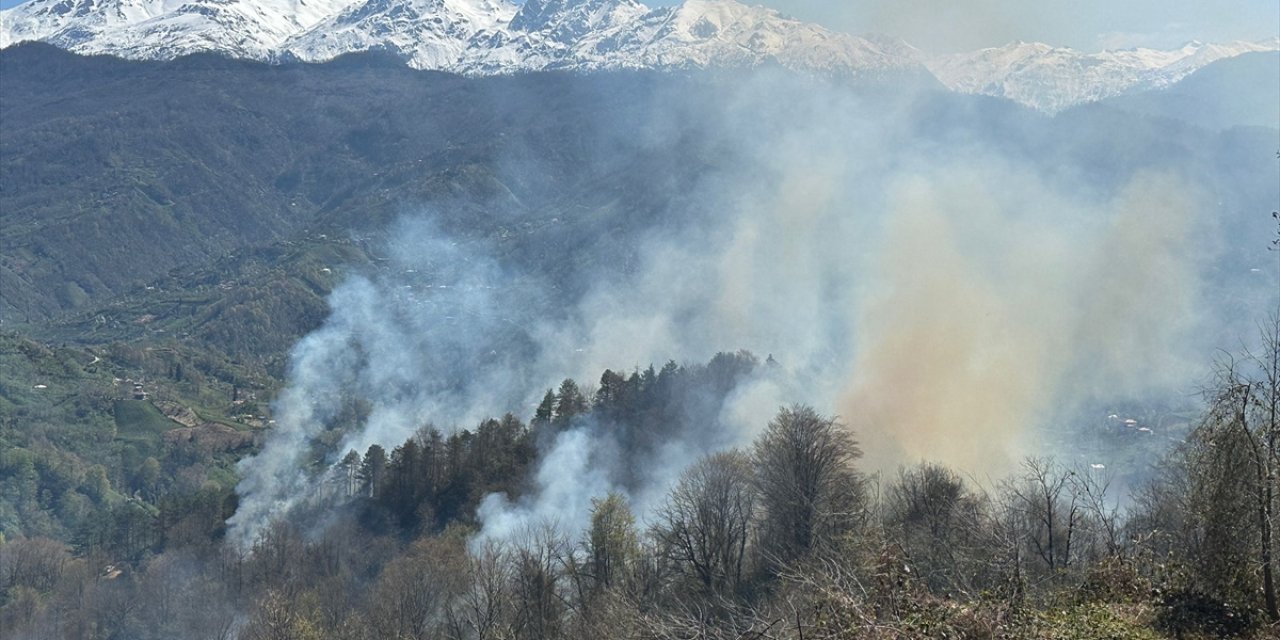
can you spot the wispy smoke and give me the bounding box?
[228,217,553,547]
[229,71,1268,549]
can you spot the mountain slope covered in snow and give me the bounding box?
[280,0,516,70]
[928,38,1280,113]
[1,0,929,77]
[2,0,1276,111]
[0,0,361,59]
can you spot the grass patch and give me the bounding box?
[194,409,254,431]
[1033,603,1161,640]
[114,399,180,445]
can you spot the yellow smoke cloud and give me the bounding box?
[839,170,1203,477]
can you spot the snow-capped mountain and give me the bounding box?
[2,0,1276,112]
[280,0,515,69]
[0,0,929,77]
[568,0,921,73]
[928,38,1280,113]
[509,0,646,45]
[459,0,650,72]
[0,0,362,59]
[466,0,925,74]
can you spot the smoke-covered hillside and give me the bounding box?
[1,40,1279,639]
[4,37,1277,520]
[1086,51,1280,131]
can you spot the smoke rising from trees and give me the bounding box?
[228,70,1264,549]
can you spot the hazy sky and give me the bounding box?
[739,0,1280,52]
[1,0,1276,53]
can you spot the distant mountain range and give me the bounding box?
[3,0,1276,112]
[0,0,923,77]
[927,38,1280,114]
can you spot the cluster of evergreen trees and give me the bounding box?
[320,352,761,539]
[4,340,1280,638]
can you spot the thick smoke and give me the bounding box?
[227,218,553,547]
[474,425,616,545]
[840,169,1209,476]
[229,71,1267,549]
[471,416,716,545]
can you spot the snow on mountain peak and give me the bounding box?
[509,0,646,42]
[2,0,1274,112]
[1,0,363,56]
[927,37,1280,113]
[280,0,517,69]
[2,0,928,77]
[522,0,925,75]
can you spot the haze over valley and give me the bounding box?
[1,0,1278,638]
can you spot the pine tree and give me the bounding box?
[554,379,588,428]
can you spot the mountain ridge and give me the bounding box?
[0,0,929,78]
[7,0,1275,111]
[927,36,1280,113]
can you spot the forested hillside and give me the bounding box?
[6,343,1280,638]
[2,42,1279,639]
[0,43,717,323]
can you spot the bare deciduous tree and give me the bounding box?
[369,536,467,640]
[0,537,71,594]
[447,540,511,640]
[510,525,569,640]
[753,405,865,571]
[1009,457,1082,576]
[653,450,757,598]
[884,462,987,595]
[1196,316,1280,620]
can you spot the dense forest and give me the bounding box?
[4,327,1280,639]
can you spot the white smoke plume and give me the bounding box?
[227,217,553,547]
[229,72,1270,549]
